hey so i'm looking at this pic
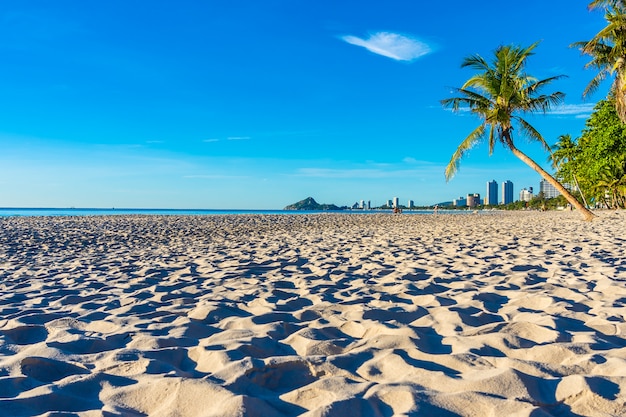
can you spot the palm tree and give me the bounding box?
[596,154,626,208]
[573,1,626,122]
[441,42,595,221]
[550,134,589,208]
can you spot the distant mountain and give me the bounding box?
[284,197,342,211]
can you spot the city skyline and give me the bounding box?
[344,177,548,209]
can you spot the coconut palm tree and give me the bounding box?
[550,134,589,208]
[573,1,626,122]
[441,42,595,221]
[595,154,626,208]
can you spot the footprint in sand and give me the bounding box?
[20,356,89,383]
[1,325,48,345]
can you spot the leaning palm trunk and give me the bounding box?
[571,174,590,209]
[507,142,595,221]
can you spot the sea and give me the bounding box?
[0,208,451,217]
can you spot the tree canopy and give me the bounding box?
[553,99,626,208]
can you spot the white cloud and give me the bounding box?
[183,174,250,179]
[341,31,431,62]
[227,136,251,141]
[203,138,219,143]
[548,103,596,117]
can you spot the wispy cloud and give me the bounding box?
[548,103,596,118]
[203,136,251,143]
[295,165,442,179]
[341,31,432,62]
[442,103,596,119]
[183,174,250,179]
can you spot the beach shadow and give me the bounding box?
[529,405,586,417]
[362,307,428,325]
[47,332,131,355]
[276,297,314,312]
[553,316,626,350]
[144,347,201,377]
[252,312,298,325]
[412,327,452,354]
[399,269,431,282]
[1,325,48,345]
[586,376,621,400]
[473,292,509,313]
[470,345,506,357]
[449,306,504,328]
[318,396,394,417]
[393,349,460,376]
[524,273,548,286]
[552,297,591,313]
[228,336,298,359]
[330,351,375,374]
[20,356,90,383]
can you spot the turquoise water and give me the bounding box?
[0,208,444,217]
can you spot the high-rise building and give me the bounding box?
[486,180,498,206]
[387,199,393,208]
[467,193,481,208]
[454,196,467,207]
[393,197,399,208]
[520,187,534,202]
[408,200,414,209]
[540,179,560,199]
[502,180,514,204]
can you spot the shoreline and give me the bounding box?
[1,211,625,416]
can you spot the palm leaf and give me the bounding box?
[445,124,486,180]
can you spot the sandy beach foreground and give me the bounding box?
[1,211,625,416]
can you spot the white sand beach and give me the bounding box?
[1,211,625,416]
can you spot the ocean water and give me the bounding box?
[0,208,447,217]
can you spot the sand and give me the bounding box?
[0,211,625,416]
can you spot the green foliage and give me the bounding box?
[554,99,626,208]
[574,1,626,121]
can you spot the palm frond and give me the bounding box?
[445,124,486,181]
[441,88,491,113]
[460,54,490,71]
[516,117,552,153]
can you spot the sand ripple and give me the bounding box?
[1,211,625,416]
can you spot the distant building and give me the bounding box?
[520,187,534,202]
[486,180,498,206]
[360,200,365,209]
[408,200,414,209]
[502,180,514,205]
[393,197,399,208]
[540,179,560,199]
[387,199,393,208]
[454,196,467,207]
[467,193,481,208]
[367,200,371,210]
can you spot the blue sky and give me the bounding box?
[0,1,610,209]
